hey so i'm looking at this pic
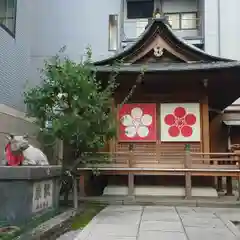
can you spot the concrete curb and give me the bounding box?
[79,197,240,208]
[16,209,78,240]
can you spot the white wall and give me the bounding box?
[0,0,31,111]
[204,0,240,60]
[218,0,240,60]
[204,0,240,105]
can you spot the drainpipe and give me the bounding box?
[217,0,221,56]
[119,0,125,50]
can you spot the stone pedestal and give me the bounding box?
[0,166,62,225]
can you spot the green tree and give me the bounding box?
[24,48,118,199]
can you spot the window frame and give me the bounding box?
[180,12,198,30]
[165,11,198,30]
[164,13,180,30]
[126,0,155,20]
[108,14,119,51]
[0,0,17,38]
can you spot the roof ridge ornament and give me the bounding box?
[152,8,171,28]
[153,8,162,19]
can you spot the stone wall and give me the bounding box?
[0,166,62,225]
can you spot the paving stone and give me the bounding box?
[181,215,225,228]
[101,205,142,212]
[56,230,81,240]
[96,215,140,225]
[217,213,240,221]
[177,207,217,218]
[178,210,218,219]
[86,235,136,240]
[138,231,188,240]
[96,210,141,225]
[176,206,195,214]
[87,223,139,237]
[140,221,183,232]
[97,213,141,221]
[142,212,180,222]
[185,227,238,240]
[74,205,240,240]
[144,206,176,212]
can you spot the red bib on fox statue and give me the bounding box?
[5,143,24,166]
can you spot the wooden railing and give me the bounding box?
[77,151,240,199]
[78,151,240,170]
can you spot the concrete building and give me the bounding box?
[1,0,240,111]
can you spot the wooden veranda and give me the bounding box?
[77,150,240,199]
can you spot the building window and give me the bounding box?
[165,13,180,30]
[165,12,197,30]
[108,14,118,51]
[181,13,197,29]
[127,0,154,19]
[0,0,17,37]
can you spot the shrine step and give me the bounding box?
[103,185,218,197]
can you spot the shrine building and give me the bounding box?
[78,16,240,199]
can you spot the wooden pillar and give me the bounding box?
[226,130,233,195]
[238,173,240,201]
[128,145,134,197]
[128,174,134,196]
[202,96,210,153]
[226,176,233,196]
[234,151,240,200]
[184,145,192,199]
[79,174,85,197]
[217,177,223,192]
[201,97,210,155]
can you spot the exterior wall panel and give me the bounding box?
[0,0,31,111]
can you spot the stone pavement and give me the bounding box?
[74,205,240,240]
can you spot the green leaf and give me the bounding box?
[24,47,118,168]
